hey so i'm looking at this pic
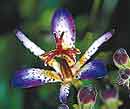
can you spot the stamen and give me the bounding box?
[60,32,64,40]
[40,31,80,66]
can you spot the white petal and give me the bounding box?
[72,31,113,73]
[16,30,45,56]
[15,30,61,73]
[12,68,62,88]
[59,84,70,103]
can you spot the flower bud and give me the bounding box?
[113,48,129,67]
[100,85,123,109]
[77,86,97,104]
[117,69,130,89]
[100,85,118,102]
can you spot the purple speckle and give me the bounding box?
[11,68,45,88]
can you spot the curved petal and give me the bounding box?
[76,59,107,80]
[59,84,70,103]
[16,30,45,56]
[12,68,62,88]
[58,104,69,109]
[113,48,130,69]
[51,8,76,49]
[72,31,114,73]
[15,30,61,73]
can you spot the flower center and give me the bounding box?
[60,58,73,83]
[40,32,80,66]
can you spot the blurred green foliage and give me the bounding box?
[0,0,129,109]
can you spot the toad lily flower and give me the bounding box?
[113,48,130,89]
[100,85,122,109]
[12,8,114,105]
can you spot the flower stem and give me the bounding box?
[73,104,94,109]
[83,104,94,109]
[105,99,122,109]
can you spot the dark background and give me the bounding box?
[0,0,129,109]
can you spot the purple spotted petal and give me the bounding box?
[77,59,107,80]
[59,84,70,104]
[113,48,129,66]
[12,68,61,88]
[15,30,45,56]
[51,8,76,48]
[86,31,113,59]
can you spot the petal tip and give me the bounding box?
[58,104,69,109]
